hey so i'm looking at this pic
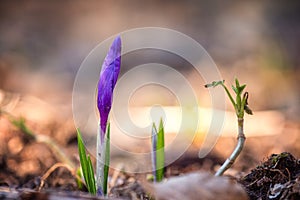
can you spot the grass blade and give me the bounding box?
[77,128,96,195]
[87,155,96,194]
[77,129,90,190]
[11,117,35,139]
[156,119,165,182]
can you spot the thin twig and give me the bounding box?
[39,163,82,191]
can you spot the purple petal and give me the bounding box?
[97,36,121,142]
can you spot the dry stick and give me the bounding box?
[215,118,246,176]
[39,162,83,191]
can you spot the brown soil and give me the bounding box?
[239,152,300,200]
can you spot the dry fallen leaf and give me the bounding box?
[145,172,249,200]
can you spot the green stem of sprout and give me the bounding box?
[214,118,245,176]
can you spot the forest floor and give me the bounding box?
[0,92,299,200]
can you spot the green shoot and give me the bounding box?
[205,78,253,176]
[205,79,252,118]
[156,119,165,182]
[11,117,35,139]
[76,168,83,190]
[151,118,165,182]
[77,128,97,195]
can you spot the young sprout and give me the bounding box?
[151,119,165,182]
[205,79,253,176]
[77,36,121,196]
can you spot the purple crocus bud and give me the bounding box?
[97,36,121,143]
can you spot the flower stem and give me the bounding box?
[96,123,110,196]
[96,126,104,196]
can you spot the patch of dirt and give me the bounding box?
[110,179,149,200]
[239,152,300,200]
[108,154,223,200]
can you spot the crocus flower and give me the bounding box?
[96,36,121,196]
[97,36,121,143]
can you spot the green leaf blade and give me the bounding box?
[77,128,96,195]
[87,155,96,195]
[77,129,89,187]
[204,80,224,88]
[156,119,165,182]
[239,84,246,93]
[231,85,238,94]
[12,117,35,139]
[235,78,240,88]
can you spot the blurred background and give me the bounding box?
[1,0,299,114]
[0,0,300,175]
